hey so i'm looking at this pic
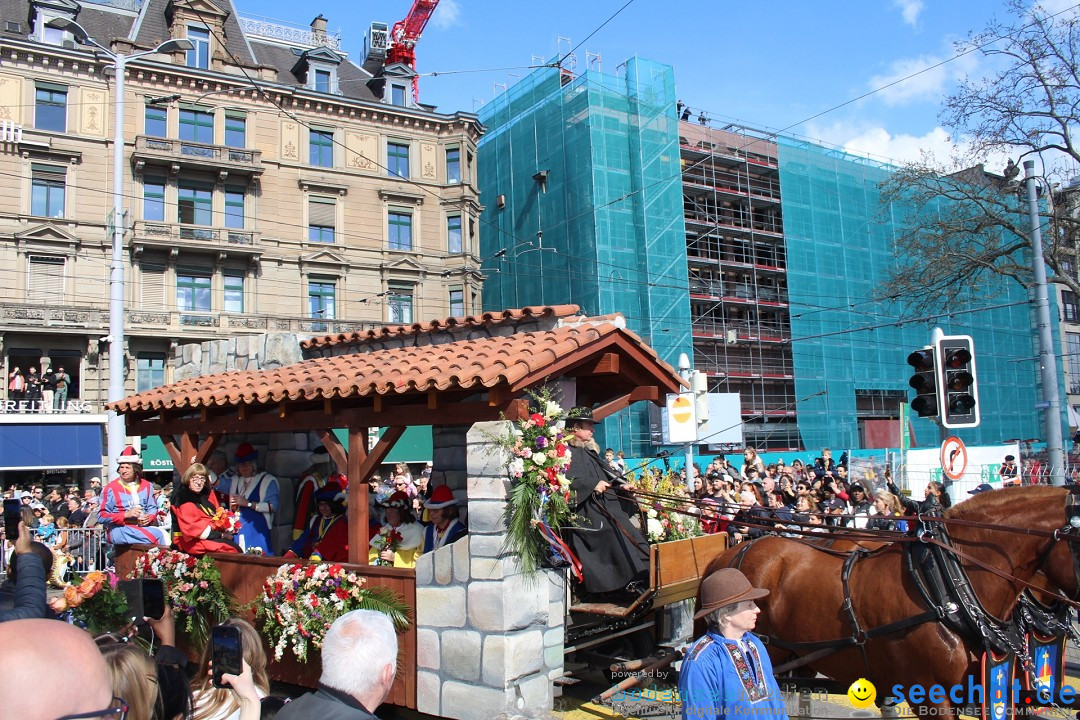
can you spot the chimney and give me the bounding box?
[310,14,327,38]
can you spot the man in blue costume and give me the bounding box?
[226,442,279,553]
[679,568,789,720]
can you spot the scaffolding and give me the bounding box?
[477,58,690,456]
[679,122,798,449]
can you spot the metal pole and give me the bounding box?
[678,353,695,493]
[1023,160,1066,486]
[106,53,127,480]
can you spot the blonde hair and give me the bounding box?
[193,618,270,719]
[182,463,210,487]
[875,489,904,516]
[100,643,160,720]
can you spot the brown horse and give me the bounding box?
[704,486,1079,716]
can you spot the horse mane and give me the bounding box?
[944,485,1065,522]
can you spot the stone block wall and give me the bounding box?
[415,420,565,720]
[173,332,304,381]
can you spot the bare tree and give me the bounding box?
[879,0,1080,313]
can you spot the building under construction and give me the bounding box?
[479,55,1053,455]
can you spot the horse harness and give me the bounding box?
[736,489,1080,676]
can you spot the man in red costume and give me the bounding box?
[99,446,168,545]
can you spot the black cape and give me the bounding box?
[565,443,648,594]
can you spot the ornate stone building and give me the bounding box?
[0,0,482,478]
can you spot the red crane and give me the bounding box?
[386,0,440,103]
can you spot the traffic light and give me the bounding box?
[907,346,939,418]
[937,335,979,428]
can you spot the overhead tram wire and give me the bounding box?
[40,8,1051,342]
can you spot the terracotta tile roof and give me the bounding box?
[300,304,581,350]
[112,321,678,415]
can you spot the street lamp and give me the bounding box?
[47,19,192,478]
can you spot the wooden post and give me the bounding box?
[348,427,369,565]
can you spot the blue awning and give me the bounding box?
[0,424,103,471]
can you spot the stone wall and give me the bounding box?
[414,420,565,720]
[173,332,304,381]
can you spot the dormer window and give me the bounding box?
[29,0,79,46]
[187,25,210,69]
[391,84,407,107]
[292,48,343,95]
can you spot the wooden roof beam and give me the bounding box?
[592,386,659,421]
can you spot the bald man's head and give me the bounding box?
[0,620,113,718]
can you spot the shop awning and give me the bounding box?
[0,423,103,471]
[140,435,174,472]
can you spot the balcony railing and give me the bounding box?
[131,136,264,177]
[133,221,259,249]
[0,301,379,338]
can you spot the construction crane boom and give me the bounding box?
[386,0,440,102]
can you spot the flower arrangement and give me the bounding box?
[370,526,403,566]
[629,470,704,543]
[254,562,411,662]
[128,547,234,647]
[498,391,576,576]
[48,571,131,634]
[209,506,243,534]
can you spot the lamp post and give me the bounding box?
[1022,160,1066,486]
[48,19,192,477]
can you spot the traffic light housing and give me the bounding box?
[937,335,979,428]
[907,346,939,418]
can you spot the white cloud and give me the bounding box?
[867,51,978,106]
[804,120,958,165]
[893,0,924,26]
[1033,0,1080,19]
[431,0,462,30]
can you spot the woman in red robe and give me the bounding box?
[172,463,241,555]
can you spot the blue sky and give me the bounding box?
[248,0,1067,166]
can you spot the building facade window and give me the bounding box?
[446,147,461,183]
[176,272,211,311]
[30,164,65,218]
[447,214,462,253]
[35,84,66,132]
[308,196,336,243]
[224,271,244,313]
[449,286,465,317]
[143,177,166,221]
[27,255,64,303]
[224,186,245,229]
[391,84,407,107]
[224,113,246,148]
[314,69,332,93]
[388,286,413,324]
[177,179,213,226]
[388,211,412,251]
[310,129,334,167]
[145,105,167,137]
[1064,291,1080,324]
[179,108,214,144]
[308,278,336,319]
[186,26,211,69]
[387,141,410,178]
[136,353,166,393]
[1068,333,1080,394]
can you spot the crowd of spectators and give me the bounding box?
[614,446,1061,545]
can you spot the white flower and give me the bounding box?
[647,518,664,542]
[545,400,562,418]
[532,451,547,465]
[509,458,525,476]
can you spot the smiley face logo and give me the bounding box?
[847,678,876,709]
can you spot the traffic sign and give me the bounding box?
[940,436,968,481]
[664,392,698,443]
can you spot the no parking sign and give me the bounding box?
[940,436,968,481]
